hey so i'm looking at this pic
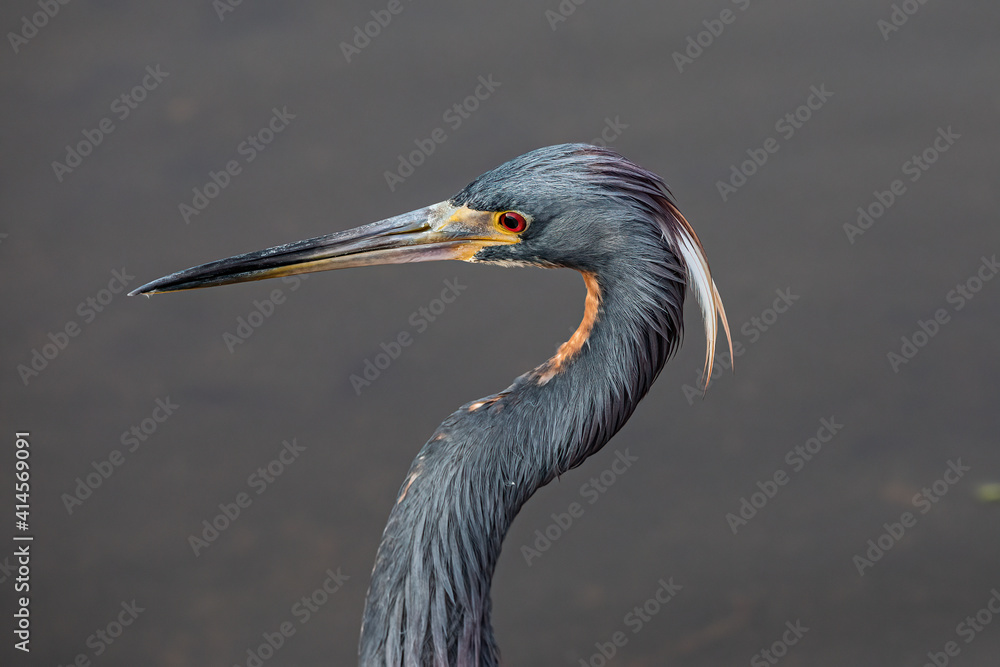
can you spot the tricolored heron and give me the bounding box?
[132,144,732,666]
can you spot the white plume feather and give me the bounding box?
[663,201,732,387]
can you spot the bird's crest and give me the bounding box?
[661,199,732,386]
[563,142,733,387]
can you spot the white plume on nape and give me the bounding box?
[661,200,732,387]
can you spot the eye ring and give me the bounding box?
[497,211,528,234]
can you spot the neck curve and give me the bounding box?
[358,242,687,666]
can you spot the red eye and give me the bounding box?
[498,211,527,233]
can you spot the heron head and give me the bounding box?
[130,143,730,387]
[131,144,694,294]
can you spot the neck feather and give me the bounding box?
[359,243,687,667]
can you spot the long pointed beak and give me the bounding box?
[130,202,510,296]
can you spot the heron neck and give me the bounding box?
[524,261,685,474]
[360,254,685,666]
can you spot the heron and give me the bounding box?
[131,143,732,666]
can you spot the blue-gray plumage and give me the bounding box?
[131,144,731,667]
